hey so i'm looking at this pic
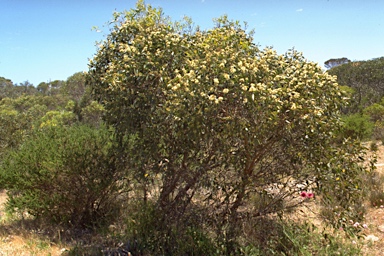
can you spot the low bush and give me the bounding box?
[122,201,218,256]
[341,113,374,140]
[0,124,123,228]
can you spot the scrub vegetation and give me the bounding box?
[1,1,384,255]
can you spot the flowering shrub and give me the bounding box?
[87,0,374,252]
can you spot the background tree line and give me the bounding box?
[326,57,384,141]
[0,72,104,158]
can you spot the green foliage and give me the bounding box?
[363,103,384,122]
[341,114,374,140]
[0,125,123,227]
[0,95,74,158]
[328,57,384,113]
[1,94,70,112]
[0,79,37,99]
[123,201,218,256]
[37,82,50,95]
[80,101,105,127]
[35,80,64,96]
[0,90,106,158]
[0,103,35,157]
[240,220,362,255]
[270,221,362,255]
[316,138,371,234]
[0,76,15,99]
[61,72,87,102]
[362,103,384,140]
[39,110,76,128]
[339,85,355,98]
[87,1,373,252]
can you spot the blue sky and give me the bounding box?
[1,0,384,85]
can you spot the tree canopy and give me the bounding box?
[324,57,351,69]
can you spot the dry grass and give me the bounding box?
[0,190,66,255]
[360,141,384,256]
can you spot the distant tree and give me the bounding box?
[0,77,15,99]
[37,82,49,95]
[0,77,13,88]
[36,80,65,96]
[324,57,351,69]
[0,78,38,98]
[49,80,65,95]
[49,79,64,89]
[17,81,37,95]
[62,72,87,102]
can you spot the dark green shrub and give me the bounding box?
[363,103,384,122]
[123,201,219,256]
[0,124,123,227]
[341,113,374,140]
